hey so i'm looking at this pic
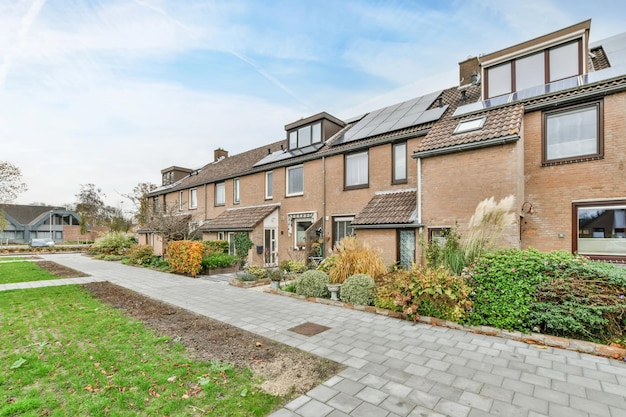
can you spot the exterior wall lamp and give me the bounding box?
[521,202,534,215]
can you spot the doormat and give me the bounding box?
[289,322,330,336]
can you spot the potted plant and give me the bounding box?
[268,268,284,290]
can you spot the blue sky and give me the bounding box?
[0,0,623,209]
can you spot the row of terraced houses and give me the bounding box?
[139,20,626,268]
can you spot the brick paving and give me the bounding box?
[2,253,626,417]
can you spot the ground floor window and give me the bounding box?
[574,200,626,259]
[294,220,312,250]
[333,216,354,247]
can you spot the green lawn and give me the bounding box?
[0,262,61,284]
[0,286,281,416]
[0,257,32,261]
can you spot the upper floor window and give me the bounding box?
[288,122,322,150]
[345,151,369,189]
[189,189,198,209]
[543,101,602,164]
[153,197,160,213]
[392,142,407,184]
[265,171,273,199]
[485,39,582,99]
[179,191,184,210]
[162,171,174,186]
[454,116,486,134]
[215,182,225,206]
[233,178,240,204]
[286,165,303,196]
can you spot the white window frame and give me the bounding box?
[233,178,240,204]
[215,182,225,206]
[454,116,487,134]
[392,142,407,183]
[189,188,198,209]
[286,165,304,197]
[265,171,273,199]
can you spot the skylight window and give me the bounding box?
[454,116,486,134]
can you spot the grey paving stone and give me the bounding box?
[382,368,412,383]
[533,387,569,406]
[429,383,463,402]
[585,387,626,408]
[350,401,391,417]
[285,395,311,411]
[408,405,447,417]
[295,398,334,417]
[267,408,300,417]
[451,376,483,394]
[459,391,493,412]
[380,395,418,415]
[340,367,368,381]
[359,373,389,390]
[326,410,351,417]
[326,392,363,414]
[547,403,588,417]
[480,384,515,402]
[489,399,529,417]
[512,392,548,414]
[407,389,440,409]
[433,399,471,417]
[308,384,340,402]
[569,395,611,417]
[356,386,389,406]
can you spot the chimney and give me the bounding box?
[459,56,480,87]
[214,148,228,162]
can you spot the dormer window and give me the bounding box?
[484,39,583,99]
[288,122,322,149]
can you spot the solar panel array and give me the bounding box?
[333,90,445,146]
[253,143,323,168]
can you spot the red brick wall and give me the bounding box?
[522,91,626,252]
[63,226,109,242]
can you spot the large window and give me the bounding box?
[215,183,225,206]
[345,151,369,189]
[265,171,273,199]
[286,165,303,196]
[574,201,626,259]
[485,39,582,99]
[189,189,198,209]
[392,142,407,184]
[233,178,240,204]
[288,122,322,150]
[333,216,354,247]
[543,101,602,164]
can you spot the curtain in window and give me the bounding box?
[346,152,368,187]
[288,167,303,194]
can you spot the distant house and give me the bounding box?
[142,19,626,265]
[0,205,81,244]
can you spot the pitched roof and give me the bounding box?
[200,204,279,232]
[352,190,417,226]
[416,103,524,155]
[150,140,286,195]
[2,205,67,225]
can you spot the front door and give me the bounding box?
[264,228,278,266]
[398,229,416,269]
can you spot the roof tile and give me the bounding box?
[352,190,417,225]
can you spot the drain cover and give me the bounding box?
[289,322,330,336]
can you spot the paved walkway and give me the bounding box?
[2,253,626,417]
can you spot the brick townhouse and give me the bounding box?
[140,19,626,266]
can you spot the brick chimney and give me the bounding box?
[214,148,228,162]
[459,56,480,87]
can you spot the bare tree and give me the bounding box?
[143,201,193,256]
[0,161,28,204]
[122,182,157,227]
[75,184,107,233]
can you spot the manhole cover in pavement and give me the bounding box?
[289,322,330,336]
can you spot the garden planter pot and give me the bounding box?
[327,284,342,301]
[270,280,281,290]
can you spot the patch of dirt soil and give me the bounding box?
[82,281,344,397]
[38,261,87,278]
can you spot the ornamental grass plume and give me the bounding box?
[464,195,516,261]
[325,236,386,284]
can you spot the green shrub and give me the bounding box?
[237,273,259,282]
[244,265,267,280]
[294,270,330,298]
[203,240,229,256]
[90,232,136,255]
[201,253,238,270]
[375,266,472,321]
[463,249,568,331]
[233,233,253,266]
[103,254,123,262]
[374,270,412,311]
[279,259,307,274]
[125,244,154,266]
[422,226,466,275]
[282,282,296,293]
[528,258,626,343]
[149,256,169,271]
[340,274,375,306]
